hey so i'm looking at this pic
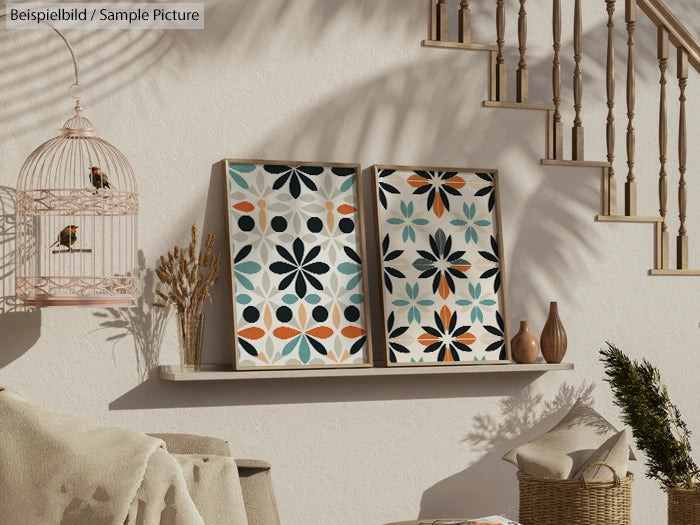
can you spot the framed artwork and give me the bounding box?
[224,159,372,370]
[372,164,510,366]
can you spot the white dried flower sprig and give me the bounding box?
[153,224,221,317]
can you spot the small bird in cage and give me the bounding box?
[89,166,112,192]
[50,225,79,252]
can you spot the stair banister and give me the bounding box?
[658,27,670,269]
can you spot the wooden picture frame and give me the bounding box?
[223,159,372,370]
[372,164,511,366]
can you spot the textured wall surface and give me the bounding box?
[1,1,699,523]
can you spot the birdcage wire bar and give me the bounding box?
[15,103,139,307]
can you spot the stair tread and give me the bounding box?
[649,269,700,276]
[483,100,556,111]
[596,215,663,223]
[422,40,498,52]
[541,159,610,168]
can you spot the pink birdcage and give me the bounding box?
[12,20,138,306]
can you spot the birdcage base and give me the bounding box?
[19,294,135,307]
[16,276,138,307]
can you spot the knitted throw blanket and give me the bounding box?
[0,388,205,525]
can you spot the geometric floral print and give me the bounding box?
[224,160,371,369]
[372,165,510,365]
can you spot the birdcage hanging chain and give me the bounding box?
[0,13,80,94]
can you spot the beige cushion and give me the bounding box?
[572,429,629,480]
[174,454,248,525]
[149,433,231,457]
[504,398,629,479]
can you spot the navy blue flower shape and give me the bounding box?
[270,238,330,297]
[381,234,405,294]
[474,172,496,212]
[386,312,411,363]
[264,165,324,199]
[377,169,400,210]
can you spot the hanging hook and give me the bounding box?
[0,13,81,91]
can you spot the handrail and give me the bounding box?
[636,0,700,72]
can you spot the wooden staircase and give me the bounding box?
[423,0,700,275]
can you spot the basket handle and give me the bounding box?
[579,461,621,488]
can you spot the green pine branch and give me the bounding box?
[600,343,697,489]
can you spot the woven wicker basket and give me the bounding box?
[518,461,633,525]
[668,486,700,524]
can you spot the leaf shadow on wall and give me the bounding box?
[0,0,422,143]
[0,1,235,141]
[92,250,170,382]
[418,381,595,520]
[0,186,41,368]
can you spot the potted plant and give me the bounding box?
[600,343,700,523]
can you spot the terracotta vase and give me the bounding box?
[510,321,539,364]
[540,301,567,363]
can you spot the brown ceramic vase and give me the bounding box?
[510,321,539,364]
[540,301,567,363]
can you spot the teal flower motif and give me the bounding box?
[337,246,363,290]
[281,293,322,305]
[386,201,430,243]
[228,163,256,189]
[456,282,497,323]
[233,244,262,302]
[391,283,435,324]
[450,202,491,244]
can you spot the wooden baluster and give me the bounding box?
[605,0,616,215]
[625,0,637,215]
[677,48,689,269]
[459,1,471,44]
[496,0,507,101]
[517,0,528,102]
[572,0,584,160]
[552,0,563,159]
[658,27,669,269]
[429,0,437,41]
[437,0,448,42]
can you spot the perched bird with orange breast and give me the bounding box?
[89,166,112,191]
[50,225,78,252]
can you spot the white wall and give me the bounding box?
[1,1,699,523]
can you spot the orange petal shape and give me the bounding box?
[340,350,351,362]
[299,304,307,330]
[272,326,302,339]
[445,176,466,190]
[332,304,341,329]
[233,201,255,212]
[327,352,338,362]
[238,327,266,340]
[307,326,334,339]
[439,305,452,330]
[456,332,477,345]
[263,304,273,330]
[327,210,334,232]
[259,209,267,232]
[337,204,357,215]
[443,348,455,362]
[341,326,366,338]
[407,174,429,188]
[257,354,270,364]
[418,332,439,346]
[432,195,445,218]
[451,264,471,273]
[438,274,450,300]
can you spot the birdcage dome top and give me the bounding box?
[60,102,96,137]
[16,101,137,197]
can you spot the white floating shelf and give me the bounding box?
[159,362,573,381]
